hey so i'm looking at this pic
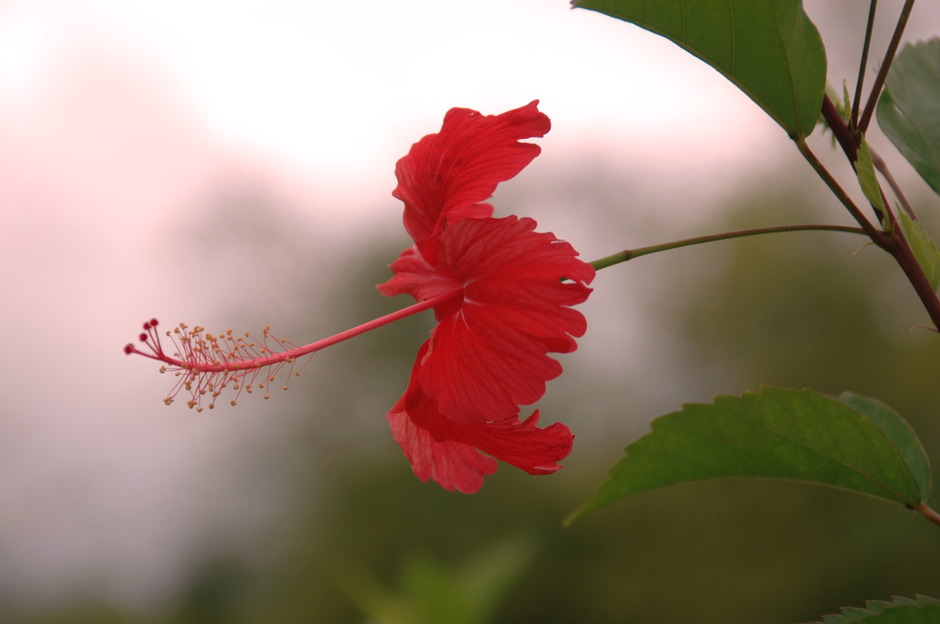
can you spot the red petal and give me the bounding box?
[393,101,550,248]
[419,216,594,424]
[376,245,460,309]
[388,403,498,494]
[388,343,573,493]
[459,410,573,476]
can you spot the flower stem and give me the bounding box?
[588,224,867,272]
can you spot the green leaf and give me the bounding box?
[898,210,940,291]
[838,393,932,500]
[568,388,932,524]
[571,0,827,139]
[810,595,940,624]
[877,38,940,195]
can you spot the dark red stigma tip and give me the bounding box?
[139,332,148,342]
[124,344,134,355]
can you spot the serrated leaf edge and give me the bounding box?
[568,388,928,524]
[808,594,940,624]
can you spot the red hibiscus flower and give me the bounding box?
[125,101,593,493]
[378,101,595,493]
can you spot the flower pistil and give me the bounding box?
[125,289,462,411]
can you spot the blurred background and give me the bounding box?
[2,0,940,622]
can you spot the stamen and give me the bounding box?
[125,288,463,410]
[123,318,313,411]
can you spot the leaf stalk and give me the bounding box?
[795,138,884,240]
[916,503,940,528]
[852,0,879,127]
[857,0,916,133]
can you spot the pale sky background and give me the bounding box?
[1,0,938,615]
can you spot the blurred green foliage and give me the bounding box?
[9,168,940,624]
